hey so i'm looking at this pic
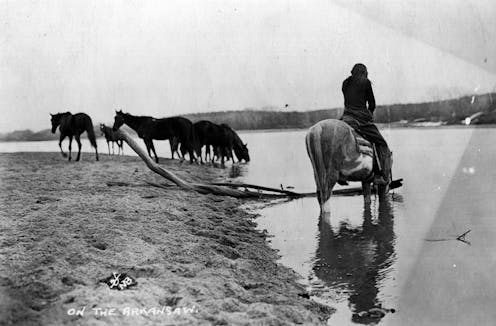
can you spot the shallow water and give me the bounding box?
[2,127,496,325]
[238,127,496,325]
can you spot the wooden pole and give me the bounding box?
[114,129,403,199]
[114,129,289,198]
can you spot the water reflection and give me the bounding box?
[314,199,396,324]
[228,163,247,178]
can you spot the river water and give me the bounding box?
[237,127,496,326]
[1,126,495,325]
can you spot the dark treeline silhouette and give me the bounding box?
[185,108,343,130]
[1,93,495,142]
[373,92,496,124]
[185,93,495,128]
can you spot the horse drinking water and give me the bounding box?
[306,119,392,213]
[50,112,99,161]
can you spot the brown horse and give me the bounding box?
[100,124,124,155]
[112,110,200,163]
[306,119,391,213]
[50,112,99,161]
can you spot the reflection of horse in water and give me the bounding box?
[313,199,396,324]
[306,119,392,213]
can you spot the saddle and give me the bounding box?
[337,130,375,185]
[354,130,392,187]
[353,130,373,158]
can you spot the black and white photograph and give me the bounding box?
[1,1,495,325]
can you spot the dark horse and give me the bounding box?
[220,123,250,163]
[192,121,250,164]
[112,110,199,163]
[193,120,230,164]
[100,124,124,155]
[194,120,250,164]
[50,112,99,161]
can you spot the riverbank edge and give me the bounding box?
[0,152,334,325]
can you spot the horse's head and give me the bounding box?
[113,110,125,131]
[100,123,106,135]
[234,143,250,162]
[50,113,61,134]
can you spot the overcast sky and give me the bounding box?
[1,0,495,132]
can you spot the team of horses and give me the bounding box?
[50,110,250,166]
[50,112,393,212]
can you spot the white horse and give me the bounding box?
[306,119,391,213]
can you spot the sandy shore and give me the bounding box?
[0,152,333,325]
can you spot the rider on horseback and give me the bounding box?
[341,63,391,186]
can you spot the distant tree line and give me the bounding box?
[373,93,496,124]
[185,93,495,129]
[185,109,343,130]
[1,93,494,142]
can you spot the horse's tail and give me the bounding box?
[86,119,98,149]
[306,124,333,206]
[305,119,357,210]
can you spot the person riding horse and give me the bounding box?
[341,63,391,186]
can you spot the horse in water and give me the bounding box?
[50,112,99,161]
[100,124,124,155]
[112,110,199,163]
[306,119,392,213]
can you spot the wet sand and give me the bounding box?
[0,152,333,325]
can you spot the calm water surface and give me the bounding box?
[238,127,496,326]
[1,127,496,325]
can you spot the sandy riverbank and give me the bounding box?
[0,152,333,325]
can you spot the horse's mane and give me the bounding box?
[121,111,153,120]
[53,111,71,118]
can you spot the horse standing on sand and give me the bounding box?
[50,112,99,161]
[193,120,231,164]
[220,124,250,163]
[192,121,250,165]
[306,119,392,213]
[100,124,124,155]
[112,110,200,163]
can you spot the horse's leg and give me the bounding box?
[362,181,372,204]
[198,146,204,164]
[94,141,99,161]
[207,145,213,163]
[144,139,152,159]
[75,134,82,161]
[58,134,67,158]
[68,136,73,161]
[378,183,390,202]
[107,141,111,155]
[149,140,159,163]
[187,143,195,164]
[170,138,175,160]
